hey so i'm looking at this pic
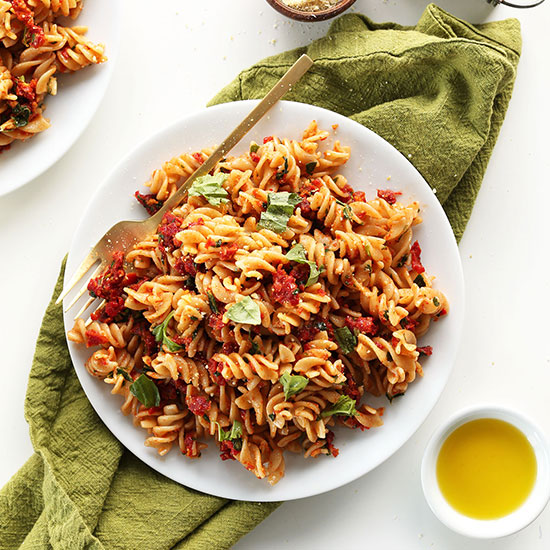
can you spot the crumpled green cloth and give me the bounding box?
[0,5,520,550]
[211,3,521,241]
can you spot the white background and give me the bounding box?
[0,0,548,548]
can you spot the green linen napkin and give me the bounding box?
[0,5,520,550]
[211,3,521,241]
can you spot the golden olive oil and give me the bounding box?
[436,418,537,519]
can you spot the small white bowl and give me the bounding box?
[421,405,550,539]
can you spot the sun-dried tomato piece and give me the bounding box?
[85,329,108,347]
[219,440,239,461]
[219,242,239,261]
[326,430,339,457]
[377,189,402,205]
[187,395,211,416]
[271,266,299,306]
[417,345,433,356]
[344,315,378,336]
[158,212,182,253]
[134,191,163,215]
[410,241,425,274]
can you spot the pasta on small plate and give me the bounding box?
[64,100,464,502]
[0,0,120,196]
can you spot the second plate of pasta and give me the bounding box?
[63,100,464,501]
[0,0,120,195]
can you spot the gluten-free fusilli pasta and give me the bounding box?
[68,122,448,484]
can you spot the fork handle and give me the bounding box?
[150,54,314,222]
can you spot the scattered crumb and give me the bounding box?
[407,153,412,158]
[270,39,277,45]
[230,35,234,41]
[332,123,338,130]
[432,187,437,194]
[386,176,391,181]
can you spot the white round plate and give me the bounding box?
[0,0,120,196]
[64,100,465,502]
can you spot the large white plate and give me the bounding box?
[64,100,465,502]
[0,0,120,196]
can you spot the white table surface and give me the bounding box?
[1,0,549,548]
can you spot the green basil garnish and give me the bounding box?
[320,395,357,418]
[334,326,357,355]
[117,368,133,382]
[285,244,324,287]
[257,192,301,233]
[207,291,218,313]
[305,161,317,175]
[12,103,31,128]
[225,296,261,325]
[130,374,160,408]
[188,173,229,206]
[151,311,184,352]
[279,373,309,400]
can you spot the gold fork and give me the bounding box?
[57,54,314,318]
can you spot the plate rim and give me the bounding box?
[64,99,465,501]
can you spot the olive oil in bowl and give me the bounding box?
[436,418,537,520]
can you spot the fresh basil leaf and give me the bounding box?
[226,296,261,325]
[164,337,185,353]
[321,395,357,418]
[433,297,440,307]
[279,372,309,400]
[151,311,184,351]
[250,143,259,154]
[414,274,426,288]
[257,192,301,233]
[386,392,405,404]
[334,326,357,355]
[188,173,229,206]
[285,244,323,287]
[275,157,289,180]
[207,291,218,313]
[214,420,243,442]
[335,198,353,220]
[397,254,408,268]
[130,374,160,408]
[12,104,31,128]
[228,420,243,439]
[117,367,133,382]
[305,161,317,175]
[250,338,260,354]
